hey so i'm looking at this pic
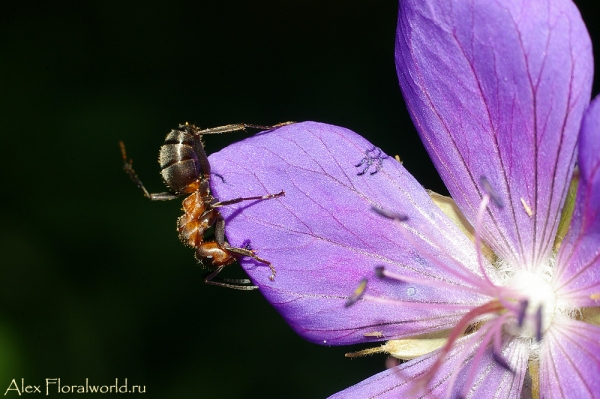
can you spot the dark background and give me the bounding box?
[0,1,598,398]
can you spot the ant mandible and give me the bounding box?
[120,122,289,290]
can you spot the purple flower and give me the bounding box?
[208,0,599,397]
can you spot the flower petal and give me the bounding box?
[328,335,529,399]
[396,0,593,270]
[540,317,600,399]
[209,122,486,345]
[555,97,600,306]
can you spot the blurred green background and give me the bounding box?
[1,1,598,398]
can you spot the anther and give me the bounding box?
[590,293,600,301]
[345,279,367,307]
[363,331,384,338]
[535,306,543,342]
[517,300,529,327]
[480,177,504,208]
[374,266,386,279]
[520,198,533,217]
[371,206,409,221]
[345,346,385,358]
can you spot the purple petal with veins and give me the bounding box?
[540,318,600,398]
[210,122,488,345]
[396,0,593,270]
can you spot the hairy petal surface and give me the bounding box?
[396,0,593,270]
[554,97,600,306]
[209,122,487,345]
[539,317,600,399]
[329,335,528,399]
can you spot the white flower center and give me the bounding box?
[504,268,557,338]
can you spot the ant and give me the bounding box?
[120,122,288,290]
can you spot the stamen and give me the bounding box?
[385,216,496,292]
[373,203,498,293]
[475,192,497,288]
[411,320,492,399]
[362,294,475,311]
[535,306,543,342]
[453,323,497,399]
[454,312,516,399]
[480,176,504,208]
[492,314,515,374]
[345,279,367,307]
[494,294,522,316]
[517,299,529,327]
[345,346,385,358]
[520,198,533,217]
[371,206,408,221]
[416,301,503,386]
[363,331,384,338]
[590,293,600,301]
[374,266,489,296]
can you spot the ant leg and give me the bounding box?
[214,215,277,281]
[189,123,292,185]
[213,215,227,247]
[225,245,276,281]
[119,141,180,201]
[213,190,285,207]
[195,121,295,135]
[225,244,276,282]
[203,266,258,290]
